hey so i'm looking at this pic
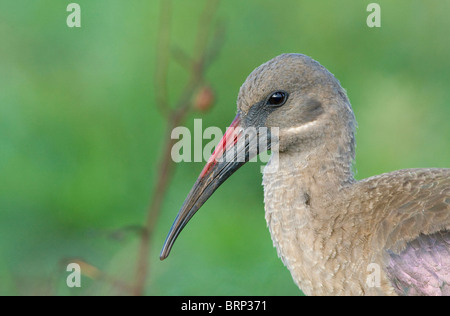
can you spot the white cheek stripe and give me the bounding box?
[282,120,318,135]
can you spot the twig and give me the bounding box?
[132,0,223,296]
[154,0,172,118]
[171,45,192,70]
[60,258,134,295]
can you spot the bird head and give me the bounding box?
[160,53,355,260]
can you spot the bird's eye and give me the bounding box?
[267,91,288,107]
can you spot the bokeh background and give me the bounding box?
[0,0,449,295]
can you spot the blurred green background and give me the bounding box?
[0,0,449,295]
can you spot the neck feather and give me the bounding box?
[262,122,362,295]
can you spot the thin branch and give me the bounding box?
[154,0,172,118]
[193,0,220,62]
[61,258,134,295]
[171,45,192,71]
[132,0,223,296]
[204,19,226,68]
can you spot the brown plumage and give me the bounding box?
[161,53,450,296]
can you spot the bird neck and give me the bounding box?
[262,136,360,295]
[269,132,356,195]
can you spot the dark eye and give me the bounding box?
[267,91,288,107]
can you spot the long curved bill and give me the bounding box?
[160,113,264,260]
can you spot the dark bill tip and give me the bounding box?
[160,114,243,260]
